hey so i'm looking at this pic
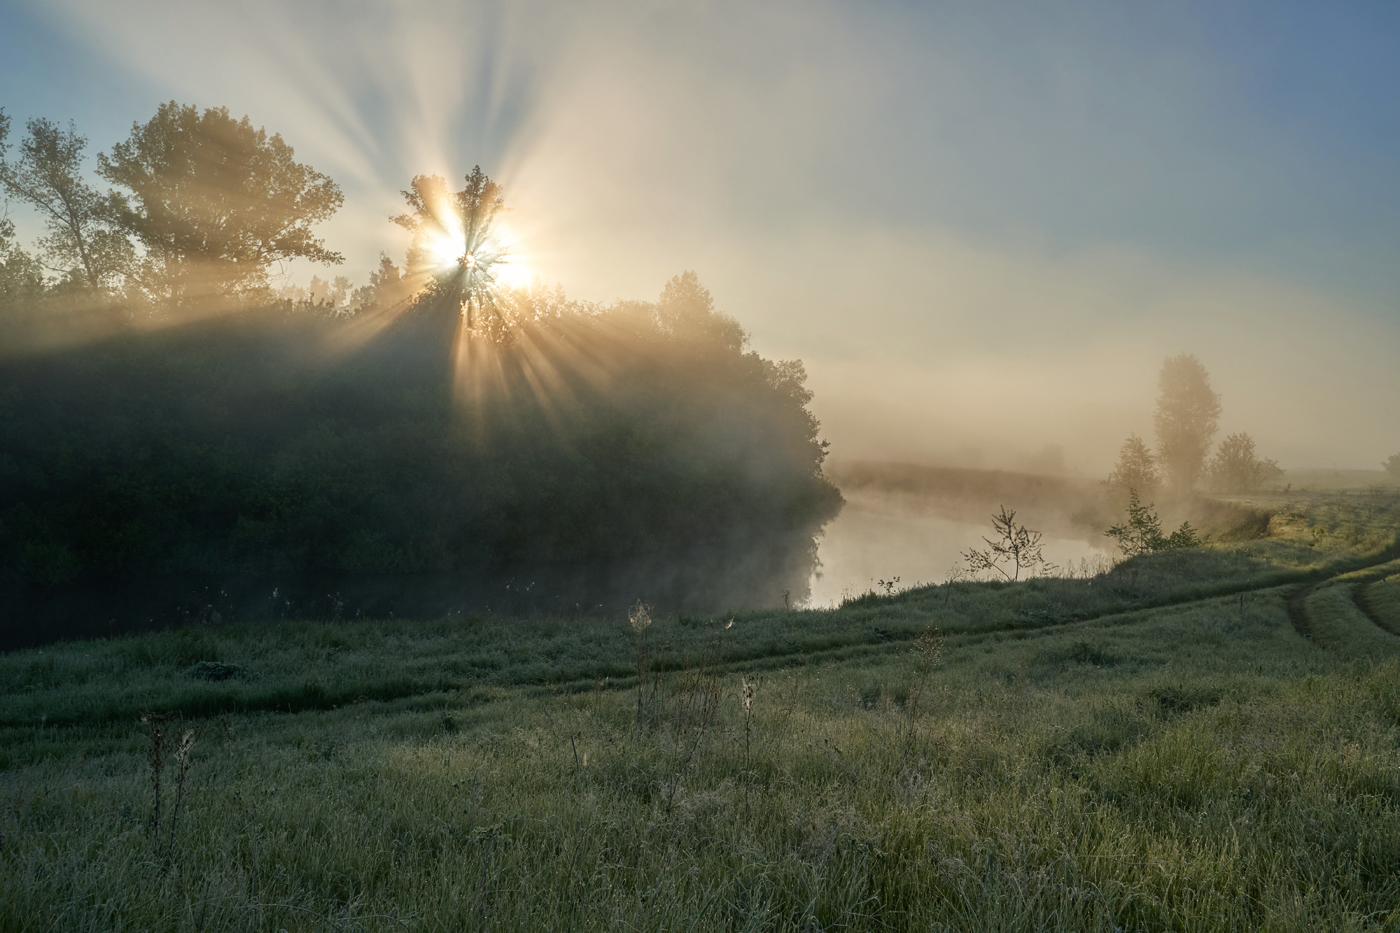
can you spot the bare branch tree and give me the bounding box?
[963,506,1055,582]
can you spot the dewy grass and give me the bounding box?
[2,494,1400,930]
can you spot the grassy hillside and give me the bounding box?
[3,489,1400,931]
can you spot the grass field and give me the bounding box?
[4,489,1400,931]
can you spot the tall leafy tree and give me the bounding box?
[98,102,343,304]
[392,167,508,327]
[0,115,131,293]
[1154,353,1221,494]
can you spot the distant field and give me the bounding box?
[1284,467,1398,492]
[3,489,1400,931]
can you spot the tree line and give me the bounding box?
[0,103,843,642]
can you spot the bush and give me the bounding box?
[1104,490,1200,556]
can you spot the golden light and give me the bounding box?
[489,224,532,289]
[421,218,530,288]
[425,222,467,270]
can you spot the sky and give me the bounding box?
[2,0,1398,473]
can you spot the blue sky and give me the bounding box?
[3,0,1397,469]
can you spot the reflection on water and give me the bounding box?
[808,494,1109,608]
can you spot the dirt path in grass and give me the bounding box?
[1353,581,1396,636]
[1287,584,1317,642]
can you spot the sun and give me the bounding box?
[425,221,467,271]
[423,220,530,288]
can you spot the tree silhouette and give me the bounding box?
[1154,354,1220,495]
[392,167,509,327]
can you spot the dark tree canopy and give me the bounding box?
[98,102,343,303]
[0,274,842,643]
[1154,353,1221,494]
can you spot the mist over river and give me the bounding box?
[808,488,1110,607]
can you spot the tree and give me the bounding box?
[1104,489,1200,556]
[656,271,746,351]
[0,212,45,315]
[1154,353,1221,495]
[349,254,412,313]
[97,102,343,304]
[0,113,41,308]
[1106,433,1159,499]
[0,116,132,293]
[1207,431,1284,494]
[1384,453,1400,483]
[963,506,1055,582]
[0,111,47,316]
[392,167,508,327]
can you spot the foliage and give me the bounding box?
[0,275,841,623]
[97,102,343,305]
[656,270,747,351]
[0,115,133,294]
[1207,431,1284,494]
[1104,489,1201,556]
[1105,433,1159,500]
[962,506,1054,582]
[1154,353,1221,494]
[349,253,414,314]
[1385,452,1400,482]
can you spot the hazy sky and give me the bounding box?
[3,0,1397,471]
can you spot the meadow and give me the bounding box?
[3,487,1400,931]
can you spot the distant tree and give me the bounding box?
[349,254,412,313]
[1207,431,1284,494]
[1106,433,1159,499]
[1384,453,1400,482]
[0,116,132,293]
[963,506,1055,582]
[392,167,507,326]
[98,102,343,305]
[1104,489,1200,556]
[656,271,747,352]
[307,275,351,312]
[0,214,44,314]
[1154,354,1221,495]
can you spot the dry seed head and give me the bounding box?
[175,729,196,766]
[742,678,754,712]
[628,600,653,633]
